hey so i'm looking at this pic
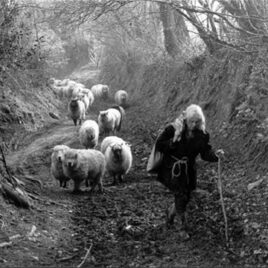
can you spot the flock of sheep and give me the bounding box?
[49,77,132,193]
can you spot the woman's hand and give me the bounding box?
[172,111,185,142]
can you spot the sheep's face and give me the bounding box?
[99,111,108,122]
[70,99,79,108]
[56,150,65,163]
[48,78,55,85]
[111,144,122,161]
[102,86,109,97]
[53,146,68,163]
[86,130,95,141]
[63,151,78,169]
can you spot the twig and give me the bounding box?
[77,243,93,268]
[0,219,4,229]
[57,254,78,262]
[217,157,229,247]
[22,175,43,190]
[0,241,12,248]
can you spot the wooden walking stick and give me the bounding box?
[217,155,229,247]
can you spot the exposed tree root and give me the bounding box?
[0,144,31,209]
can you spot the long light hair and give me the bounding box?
[185,104,206,133]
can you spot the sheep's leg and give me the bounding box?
[72,179,82,194]
[97,180,103,193]
[90,174,103,193]
[60,180,63,187]
[118,174,123,183]
[112,174,117,185]
[89,181,97,193]
[73,119,77,126]
[63,181,67,188]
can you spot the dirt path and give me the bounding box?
[1,98,254,267]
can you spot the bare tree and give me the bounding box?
[159,3,189,57]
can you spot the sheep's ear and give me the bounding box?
[126,142,132,147]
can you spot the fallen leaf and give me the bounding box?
[247,178,264,191]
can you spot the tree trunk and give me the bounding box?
[159,3,180,57]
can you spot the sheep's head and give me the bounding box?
[111,143,123,161]
[86,129,95,141]
[56,150,65,163]
[102,86,109,98]
[48,78,55,85]
[53,145,69,163]
[70,98,79,108]
[103,86,108,92]
[99,111,108,122]
[63,150,78,169]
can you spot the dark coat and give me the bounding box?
[155,123,218,193]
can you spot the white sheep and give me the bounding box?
[50,84,63,98]
[71,87,82,99]
[79,88,94,106]
[79,120,99,149]
[62,148,106,193]
[114,90,129,108]
[87,90,94,106]
[51,83,72,99]
[68,98,86,126]
[49,78,69,87]
[76,93,90,112]
[49,80,68,99]
[50,145,71,188]
[91,84,109,99]
[80,87,90,95]
[62,80,84,99]
[101,136,132,185]
[98,106,125,136]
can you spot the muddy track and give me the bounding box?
[2,98,249,267]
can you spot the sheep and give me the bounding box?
[79,88,94,105]
[59,80,85,99]
[80,87,90,95]
[79,120,99,149]
[49,78,69,87]
[97,105,125,136]
[81,94,90,112]
[50,84,62,97]
[114,90,129,108]
[87,89,94,106]
[91,84,109,99]
[100,136,132,185]
[62,148,106,193]
[50,145,71,188]
[68,82,83,99]
[71,87,82,99]
[68,98,86,126]
[49,79,67,99]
